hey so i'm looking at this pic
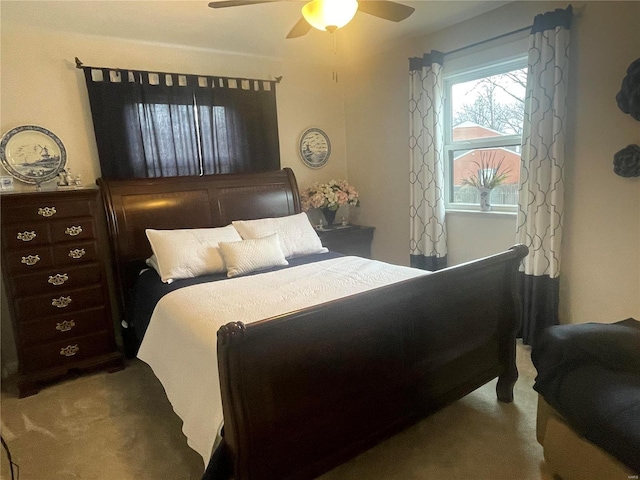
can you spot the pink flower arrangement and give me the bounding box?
[300,180,360,212]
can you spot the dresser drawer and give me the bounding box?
[5,246,54,274]
[50,217,96,243]
[1,198,94,224]
[15,285,106,321]
[2,223,51,248]
[18,307,110,347]
[21,331,113,373]
[12,263,102,297]
[52,241,99,265]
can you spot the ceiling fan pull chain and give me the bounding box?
[332,33,338,83]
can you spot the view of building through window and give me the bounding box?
[447,65,527,208]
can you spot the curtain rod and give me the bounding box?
[441,3,584,58]
[443,25,532,57]
[73,57,283,84]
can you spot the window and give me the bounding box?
[444,58,527,211]
[82,68,280,180]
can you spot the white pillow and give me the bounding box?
[145,225,242,283]
[144,255,174,282]
[218,233,288,278]
[232,213,327,258]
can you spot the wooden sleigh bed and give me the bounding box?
[98,168,528,480]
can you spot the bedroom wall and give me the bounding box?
[0,24,348,373]
[344,1,640,325]
[0,27,348,190]
[559,1,640,325]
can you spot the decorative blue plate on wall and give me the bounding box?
[0,125,67,185]
[299,127,331,169]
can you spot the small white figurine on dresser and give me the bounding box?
[57,168,81,189]
[65,168,74,187]
[57,168,70,187]
[0,176,15,192]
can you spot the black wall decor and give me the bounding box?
[613,144,640,178]
[616,58,640,121]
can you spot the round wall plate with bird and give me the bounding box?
[299,127,331,169]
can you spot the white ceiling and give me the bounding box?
[1,1,508,65]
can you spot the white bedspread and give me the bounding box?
[137,256,428,467]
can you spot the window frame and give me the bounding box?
[443,56,528,213]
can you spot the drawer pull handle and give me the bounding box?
[56,320,76,332]
[65,226,83,236]
[52,296,72,308]
[68,248,86,259]
[60,344,79,357]
[48,273,69,286]
[17,231,37,242]
[38,207,57,217]
[21,255,41,266]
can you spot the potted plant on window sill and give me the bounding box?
[461,152,512,211]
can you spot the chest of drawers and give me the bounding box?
[1,189,123,397]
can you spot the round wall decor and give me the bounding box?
[616,57,640,121]
[0,125,67,185]
[299,127,331,169]
[613,144,640,178]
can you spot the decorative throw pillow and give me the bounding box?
[218,233,289,278]
[145,225,242,283]
[232,212,327,258]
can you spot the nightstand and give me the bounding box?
[316,225,375,258]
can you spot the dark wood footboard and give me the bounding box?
[216,245,528,480]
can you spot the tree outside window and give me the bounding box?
[445,60,527,209]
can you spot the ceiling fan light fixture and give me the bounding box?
[301,0,358,33]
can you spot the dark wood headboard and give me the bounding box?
[97,168,301,315]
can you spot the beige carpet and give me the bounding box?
[1,343,554,480]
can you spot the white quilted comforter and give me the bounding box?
[137,256,428,467]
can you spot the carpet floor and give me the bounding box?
[1,343,554,480]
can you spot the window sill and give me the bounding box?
[445,208,517,217]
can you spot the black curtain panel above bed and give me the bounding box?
[82,67,280,179]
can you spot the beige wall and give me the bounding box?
[0,25,348,373]
[344,1,640,324]
[0,26,348,190]
[560,1,640,325]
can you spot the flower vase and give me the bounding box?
[321,208,337,226]
[478,187,493,211]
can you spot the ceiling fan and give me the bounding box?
[207,0,415,39]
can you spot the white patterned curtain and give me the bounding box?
[409,51,447,270]
[517,6,573,345]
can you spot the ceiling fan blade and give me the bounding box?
[208,0,282,8]
[286,17,312,39]
[357,1,415,22]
